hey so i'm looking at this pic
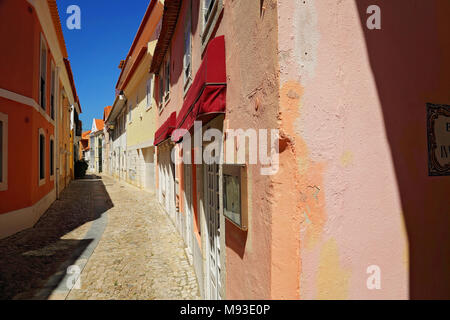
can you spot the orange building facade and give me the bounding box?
[0,0,81,239]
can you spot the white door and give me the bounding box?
[205,163,221,300]
[184,164,193,253]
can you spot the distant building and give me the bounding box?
[89,119,104,173]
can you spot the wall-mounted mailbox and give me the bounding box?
[223,164,248,231]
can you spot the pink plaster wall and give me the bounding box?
[277,0,450,299]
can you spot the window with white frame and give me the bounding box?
[184,3,192,89]
[159,69,164,109]
[39,129,45,185]
[0,113,8,191]
[128,103,132,123]
[146,76,153,109]
[50,137,55,177]
[164,56,170,101]
[50,62,56,119]
[40,36,48,110]
[60,90,64,120]
[204,0,215,24]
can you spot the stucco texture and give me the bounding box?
[278,0,450,299]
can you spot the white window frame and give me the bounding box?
[38,128,46,186]
[159,69,164,111]
[50,135,55,180]
[164,56,170,102]
[201,0,223,51]
[184,3,192,92]
[39,34,48,110]
[146,75,153,110]
[204,0,216,25]
[0,113,8,191]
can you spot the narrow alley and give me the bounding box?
[1,0,449,302]
[0,175,200,300]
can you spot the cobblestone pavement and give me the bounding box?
[65,175,200,300]
[0,175,200,300]
[0,175,106,300]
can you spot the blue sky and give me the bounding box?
[57,0,150,131]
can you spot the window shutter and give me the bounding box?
[146,79,151,108]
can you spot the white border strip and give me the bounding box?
[0,88,55,125]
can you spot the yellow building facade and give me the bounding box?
[114,1,163,191]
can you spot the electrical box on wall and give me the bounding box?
[223,164,248,231]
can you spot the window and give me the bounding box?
[146,76,153,109]
[184,5,192,89]
[128,103,132,123]
[204,0,216,25]
[157,54,170,111]
[50,138,54,177]
[164,56,170,100]
[40,36,47,110]
[50,62,56,119]
[0,121,2,182]
[0,113,7,191]
[223,165,248,230]
[60,91,64,120]
[159,71,164,108]
[39,129,45,185]
[202,0,222,48]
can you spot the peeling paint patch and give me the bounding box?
[317,238,350,300]
[340,151,353,167]
[294,0,320,84]
[303,206,312,224]
[279,81,327,249]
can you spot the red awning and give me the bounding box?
[154,111,176,146]
[172,36,226,142]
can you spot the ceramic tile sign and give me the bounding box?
[427,103,450,176]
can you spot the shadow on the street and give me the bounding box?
[0,175,113,300]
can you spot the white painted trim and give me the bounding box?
[32,0,77,106]
[50,135,55,180]
[0,88,55,125]
[146,76,153,110]
[127,139,155,151]
[38,128,46,186]
[0,188,56,239]
[128,102,133,124]
[0,113,8,191]
[201,0,223,52]
[39,33,48,111]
